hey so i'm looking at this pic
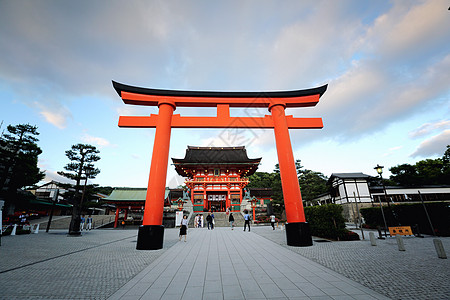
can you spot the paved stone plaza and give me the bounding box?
[252,226,450,300]
[0,226,448,299]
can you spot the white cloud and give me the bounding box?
[131,154,141,160]
[1,0,450,187]
[81,133,112,148]
[410,129,450,157]
[37,102,72,129]
[409,120,450,138]
[383,146,404,157]
[364,0,449,61]
[41,170,74,185]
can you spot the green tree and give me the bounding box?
[94,186,114,196]
[0,124,45,214]
[389,145,450,186]
[58,144,100,235]
[248,160,328,216]
[389,163,420,186]
[442,145,450,183]
[298,169,329,201]
[247,171,283,215]
[415,158,443,184]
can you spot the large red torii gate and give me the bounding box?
[113,81,327,250]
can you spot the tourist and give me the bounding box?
[211,212,215,229]
[198,215,203,228]
[243,210,251,232]
[194,214,199,228]
[229,212,234,230]
[80,215,86,231]
[179,215,188,242]
[86,215,93,231]
[270,214,276,230]
[206,213,213,230]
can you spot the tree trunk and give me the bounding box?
[68,154,84,235]
[68,203,81,235]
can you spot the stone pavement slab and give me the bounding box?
[109,228,389,300]
[0,228,179,299]
[252,226,450,300]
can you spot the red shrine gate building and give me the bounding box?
[173,146,261,213]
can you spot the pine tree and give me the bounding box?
[0,124,45,214]
[58,144,100,235]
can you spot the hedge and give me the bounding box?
[304,204,358,240]
[360,202,450,236]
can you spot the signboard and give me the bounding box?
[175,211,183,227]
[389,226,413,236]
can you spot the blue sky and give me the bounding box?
[1,0,449,188]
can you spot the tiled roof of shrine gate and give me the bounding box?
[172,146,261,165]
[112,80,327,101]
[104,188,170,202]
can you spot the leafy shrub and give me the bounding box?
[1,226,13,236]
[16,229,31,235]
[304,204,353,240]
[340,231,360,241]
[360,202,450,236]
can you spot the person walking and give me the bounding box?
[179,215,188,242]
[211,212,215,229]
[270,214,276,230]
[86,215,93,231]
[206,213,213,230]
[198,215,203,228]
[80,215,86,231]
[229,212,234,230]
[243,210,251,232]
[194,215,199,228]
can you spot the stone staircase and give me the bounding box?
[189,212,244,228]
[34,215,115,230]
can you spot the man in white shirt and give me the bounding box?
[270,214,276,230]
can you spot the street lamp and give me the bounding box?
[374,164,389,237]
[176,198,186,211]
[249,197,258,221]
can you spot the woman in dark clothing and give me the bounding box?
[229,213,235,230]
[179,215,188,242]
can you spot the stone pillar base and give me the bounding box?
[136,225,164,250]
[285,222,313,247]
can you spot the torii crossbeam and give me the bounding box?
[113,80,327,250]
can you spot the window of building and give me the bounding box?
[230,194,240,204]
[214,169,220,176]
[193,195,203,204]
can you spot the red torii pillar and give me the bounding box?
[113,81,327,250]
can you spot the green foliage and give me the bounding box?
[58,144,101,234]
[359,207,387,228]
[57,144,101,186]
[441,145,450,183]
[298,169,329,201]
[249,160,329,216]
[247,171,283,215]
[0,124,45,211]
[360,202,450,236]
[389,145,450,186]
[94,186,114,196]
[304,204,353,240]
